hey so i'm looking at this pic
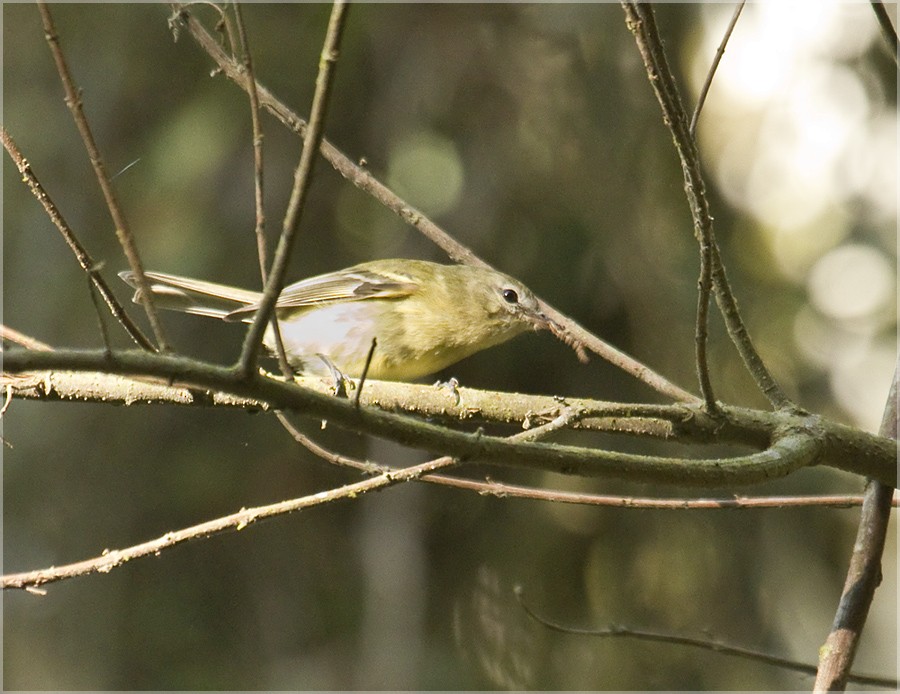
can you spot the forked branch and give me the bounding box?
[621,2,794,411]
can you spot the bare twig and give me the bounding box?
[1,407,584,591]
[36,2,169,352]
[354,337,377,407]
[694,224,717,411]
[689,0,746,414]
[815,358,898,691]
[232,2,267,280]
[86,272,113,354]
[237,0,349,376]
[2,366,265,410]
[278,402,583,451]
[689,1,746,139]
[623,2,720,413]
[621,2,793,411]
[0,361,709,437]
[516,588,897,689]
[232,1,292,380]
[431,484,894,510]
[0,325,53,351]
[169,4,698,404]
[1,453,459,591]
[0,127,155,352]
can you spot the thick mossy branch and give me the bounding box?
[3,349,896,487]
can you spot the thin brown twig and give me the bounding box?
[689,0,745,415]
[621,2,793,412]
[625,1,719,411]
[431,482,894,510]
[232,2,267,280]
[815,358,898,690]
[169,4,698,404]
[516,588,897,689]
[0,325,53,352]
[694,223,717,411]
[354,337,377,408]
[36,1,169,352]
[277,402,585,449]
[212,1,237,63]
[231,1,293,380]
[237,0,349,376]
[0,126,155,352]
[86,272,112,354]
[1,452,459,592]
[689,1,746,139]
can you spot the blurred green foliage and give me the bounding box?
[3,3,896,689]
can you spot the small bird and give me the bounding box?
[120,259,548,380]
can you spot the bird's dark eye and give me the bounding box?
[501,288,519,304]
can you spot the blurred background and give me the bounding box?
[3,2,896,689]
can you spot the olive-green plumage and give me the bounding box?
[120,259,547,380]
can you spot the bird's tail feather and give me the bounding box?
[119,271,262,321]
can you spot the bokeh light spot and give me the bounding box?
[807,244,895,322]
[387,131,464,217]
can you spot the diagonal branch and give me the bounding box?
[2,453,459,591]
[1,405,576,591]
[231,1,292,379]
[689,1,746,139]
[0,325,53,351]
[236,0,349,376]
[869,0,898,64]
[1,127,155,352]
[36,1,169,352]
[814,358,898,691]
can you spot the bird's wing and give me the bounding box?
[225,266,420,319]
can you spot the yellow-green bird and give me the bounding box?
[120,259,547,380]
